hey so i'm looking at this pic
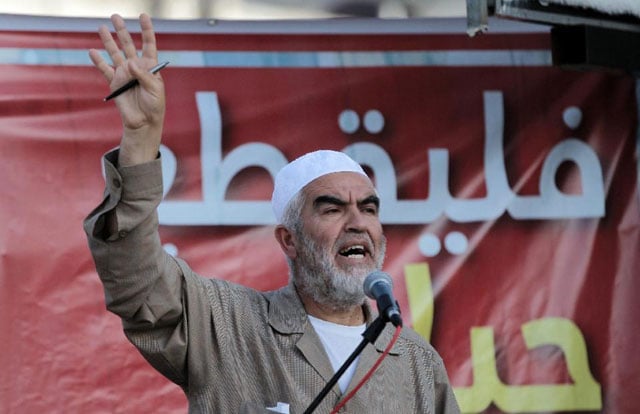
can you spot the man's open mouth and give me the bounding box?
[339,245,367,258]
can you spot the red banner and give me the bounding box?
[0,15,638,413]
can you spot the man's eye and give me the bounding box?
[364,206,378,214]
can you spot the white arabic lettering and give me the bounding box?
[157,90,605,226]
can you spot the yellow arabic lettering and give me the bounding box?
[452,327,498,413]
[512,317,602,411]
[403,263,602,413]
[404,263,434,342]
[452,321,602,413]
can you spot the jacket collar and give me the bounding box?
[266,283,403,399]
[267,283,402,355]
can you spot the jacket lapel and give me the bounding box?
[267,284,402,400]
[267,284,341,397]
[296,324,341,394]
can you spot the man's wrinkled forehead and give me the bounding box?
[303,171,378,204]
[271,150,369,223]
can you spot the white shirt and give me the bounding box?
[307,315,367,393]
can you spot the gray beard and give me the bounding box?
[291,230,386,312]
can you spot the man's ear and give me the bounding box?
[274,225,297,259]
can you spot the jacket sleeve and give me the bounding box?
[82,149,188,384]
[433,352,461,414]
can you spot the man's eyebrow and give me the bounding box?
[313,195,347,208]
[359,195,380,209]
[312,194,380,209]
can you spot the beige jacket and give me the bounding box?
[83,150,460,414]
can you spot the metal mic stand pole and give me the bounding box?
[303,316,387,414]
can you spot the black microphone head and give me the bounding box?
[363,271,393,299]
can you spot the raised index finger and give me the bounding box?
[139,13,158,61]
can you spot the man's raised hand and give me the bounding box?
[89,13,166,167]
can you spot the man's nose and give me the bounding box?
[344,206,367,232]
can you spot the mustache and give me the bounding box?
[334,234,375,254]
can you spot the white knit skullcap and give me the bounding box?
[271,150,367,223]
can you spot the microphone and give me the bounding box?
[363,271,403,327]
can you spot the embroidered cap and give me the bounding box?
[271,150,368,223]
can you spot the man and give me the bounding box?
[84,13,460,413]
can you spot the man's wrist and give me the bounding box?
[118,124,163,167]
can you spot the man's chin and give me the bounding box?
[334,260,377,275]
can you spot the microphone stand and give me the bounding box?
[303,315,387,414]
